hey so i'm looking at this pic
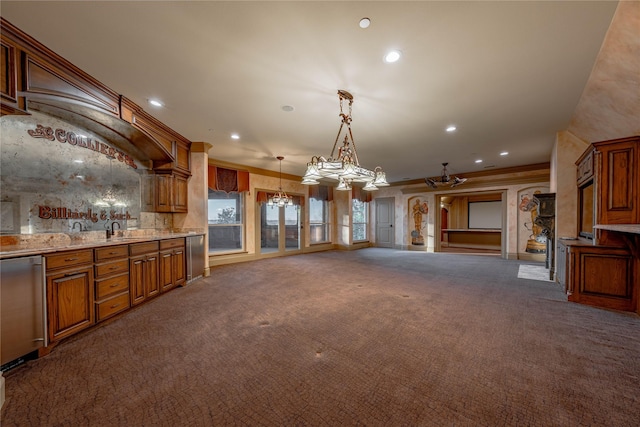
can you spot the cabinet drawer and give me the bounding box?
[96,292,130,321]
[96,273,129,299]
[95,245,128,262]
[46,249,93,270]
[95,259,129,278]
[130,241,159,256]
[160,238,185,250]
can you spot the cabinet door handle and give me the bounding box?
[110,303,121,309]
[109,266,119,270]
[109,251,120,255]
[110,283,120,288]
[64,257,79,262]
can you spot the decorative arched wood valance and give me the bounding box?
[1,17,191,174]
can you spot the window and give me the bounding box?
[352,199,368,242]
[309,198,330,244]
[208,189,244,253]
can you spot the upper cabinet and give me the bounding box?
[577,136,639,245]
[594,137,638,226]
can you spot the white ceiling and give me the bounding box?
[1,1,619,182]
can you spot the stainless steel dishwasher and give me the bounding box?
[1,255,46,369]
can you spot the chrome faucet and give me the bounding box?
[71,222,83,232]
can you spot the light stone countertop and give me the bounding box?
[593,224,640,235]
[0,230,205,260]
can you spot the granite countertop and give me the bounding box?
[0,230,205,260]
[593,224,640,235]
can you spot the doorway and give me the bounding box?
[435,191,506,258]
[259,202,302,256]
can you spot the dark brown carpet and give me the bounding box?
[2,249,639,426]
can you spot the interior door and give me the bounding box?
[375,197,394,248]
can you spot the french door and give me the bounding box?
[259,203,302,255]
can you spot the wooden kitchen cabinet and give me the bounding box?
[159,238,186,292]
[129,241,159,306]
[563,242,635,312]
[141,172,189,213]
[562,136,639,312]
[594,138,639,228]
[94,245,130,322]
[45,249,95,343]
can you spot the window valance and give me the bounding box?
[208,166,250,193]
[352,186,372,203]
[309,185,333,202]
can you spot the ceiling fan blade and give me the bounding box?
[451,177,467,187]
[425,178,438,189]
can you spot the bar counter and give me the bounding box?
[0,230,204,260]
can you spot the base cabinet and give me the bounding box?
[559,240,636,312]
[94,245,130,322]
[159,238,186,292]
[45,250,95,343]
[130,241,160,306]
[40,236,199,348]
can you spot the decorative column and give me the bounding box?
[174,142,212,278]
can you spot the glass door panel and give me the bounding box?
[284,206,300,251]
[259,203,301,255]
[260,203,279,254]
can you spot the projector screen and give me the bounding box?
[468,201,502,229]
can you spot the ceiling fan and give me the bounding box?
[425,163,468,189]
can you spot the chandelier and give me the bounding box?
[425,163,468,189]
[268,156,294,208]
[301,90,389,191]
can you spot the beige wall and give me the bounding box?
[551,131,590,240]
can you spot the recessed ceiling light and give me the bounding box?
[384,50,401,63]
[359,18,371,29]
[475,159,483,163]
[281,105,294,112]
[231,133,240,140]
[149,99,163,107]
[500,151,509,156]
[73,159,84,163]
[446,125,457,132]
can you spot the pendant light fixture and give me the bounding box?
[268,156,294,208]
[301,90,389,191]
